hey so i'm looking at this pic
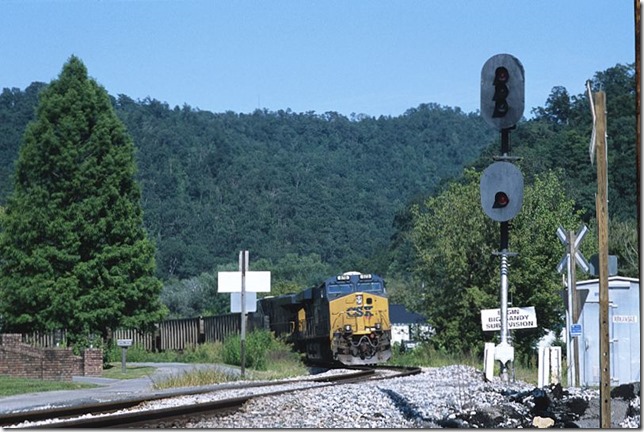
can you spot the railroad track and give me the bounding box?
[1,366,421,428]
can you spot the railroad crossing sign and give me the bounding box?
[556,225,590,274]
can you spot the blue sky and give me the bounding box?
[0,0,635,118]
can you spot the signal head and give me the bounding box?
[480,54,525,130]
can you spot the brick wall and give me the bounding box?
[0,334,103,381]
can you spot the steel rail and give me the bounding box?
[6,367,422,428]
[0,368,383,428]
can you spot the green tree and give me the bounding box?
[410,169,585,360]
[0,56,166,345]
[410,170,497,356]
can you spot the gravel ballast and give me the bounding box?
[189,365,640,428]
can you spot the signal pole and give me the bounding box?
[480,54,525,382]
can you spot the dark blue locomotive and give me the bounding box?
[253,272,392,365]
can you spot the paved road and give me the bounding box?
[0,362,241,414]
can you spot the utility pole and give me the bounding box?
[594,91,611,428]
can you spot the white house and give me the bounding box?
[389,304,432,345]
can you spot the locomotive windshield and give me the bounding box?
[327,283,353,295]
[357,281,383,293]
[326,281,384,295]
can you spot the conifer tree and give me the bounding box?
[0,56,166,345]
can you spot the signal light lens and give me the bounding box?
[494,191,509,208]
[494,67,509,84]
[493,67,510,118]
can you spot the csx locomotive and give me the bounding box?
[254,272,392,365]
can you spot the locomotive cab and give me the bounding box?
[326,273,392,365]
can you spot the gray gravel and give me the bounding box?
[4,364,639,428]
[188,365,640,428]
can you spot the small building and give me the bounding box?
[576,276,640,387]
[389,304,431,345]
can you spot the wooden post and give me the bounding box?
[594,91,611,428]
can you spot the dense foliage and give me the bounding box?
[404,170,590,359]
[0,59,637,355]
[0,57,166,344]
[0,89,496,280]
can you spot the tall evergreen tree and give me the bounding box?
[0,56,166,345]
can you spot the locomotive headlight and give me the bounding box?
[375,322,381,330]
[356,294,363,305]
[344,324,352,333]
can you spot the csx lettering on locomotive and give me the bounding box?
[346,306,373,317]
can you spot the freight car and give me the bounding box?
[253,272,392,365]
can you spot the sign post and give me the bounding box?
[117,338,132,373]
[240,250,248,378]
[556,224,589,388]
[217,253,271,378]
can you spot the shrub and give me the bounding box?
[222,329,296,371]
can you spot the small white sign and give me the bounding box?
[230,292,257,313]
[613,315,638,324]
[480,306,537,331]
[217,271,271,293]
[117,339,133,347]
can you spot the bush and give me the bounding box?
[222,329,295,371]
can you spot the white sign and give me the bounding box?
[613,315,638,324]
[230,292,257,313]
[117,339,133,347]
[217,271,271,292]
[480,306,537,331]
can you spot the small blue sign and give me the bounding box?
[570,323,583,337]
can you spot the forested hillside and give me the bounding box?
[0,87,496,280]
[0,60,636,343]
[0,63,636,314]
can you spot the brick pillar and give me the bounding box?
[82,348,103,376]
[0,334,22,347]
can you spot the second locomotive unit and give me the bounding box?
[254,271,392,365]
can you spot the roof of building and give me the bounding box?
[389,304,426,324]
[576,275,639,287]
